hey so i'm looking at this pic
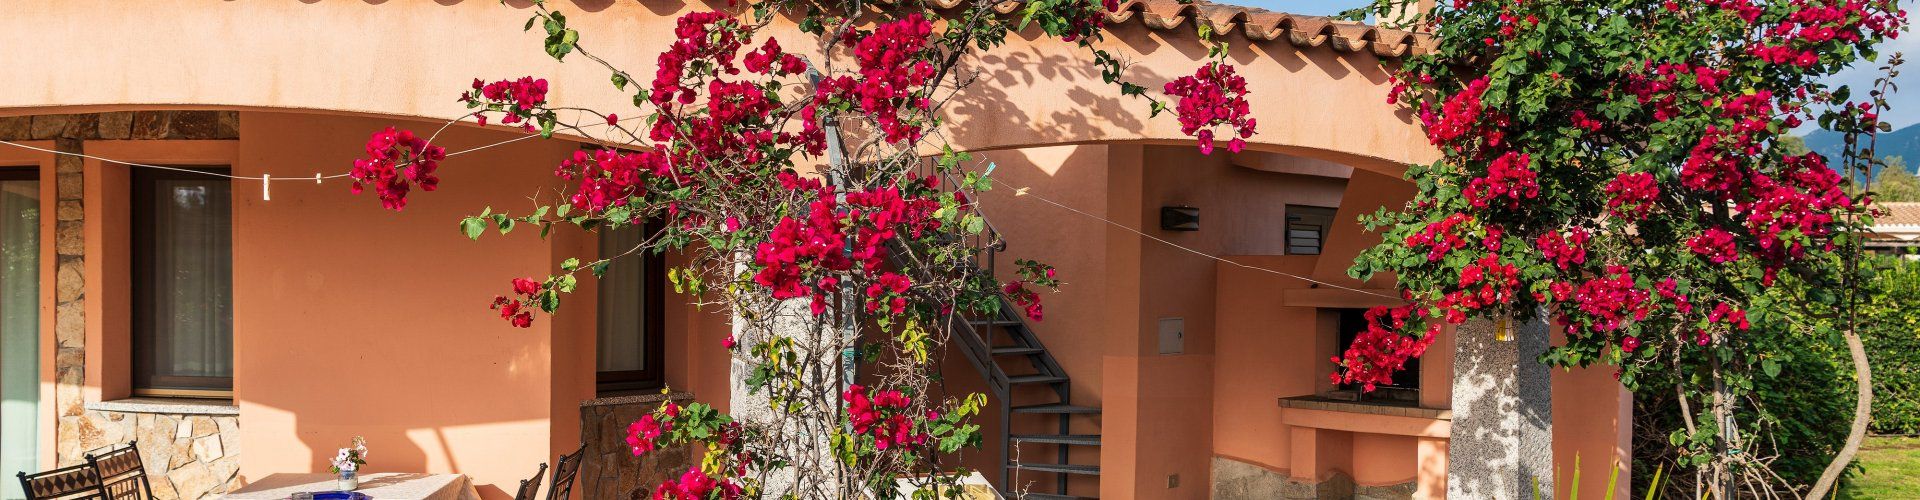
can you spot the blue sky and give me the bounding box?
[1231,0,1365,16]
[1229,0,1919,130]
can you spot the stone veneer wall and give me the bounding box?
[579,393,696,500]
[1,111,245,500]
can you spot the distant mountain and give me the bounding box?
[1803,123,1920,172]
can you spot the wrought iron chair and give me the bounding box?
[85,444,154,500]
[16,462,106,500]
[544,445,585,500]
[512,463,547,500]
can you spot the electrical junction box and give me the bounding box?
[1158,317,1184,355]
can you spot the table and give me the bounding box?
[222,473,481,500]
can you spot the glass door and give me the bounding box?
[0,169,39,500]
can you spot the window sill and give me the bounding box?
[86,397,238,416]
[1279,395,1449,420]
[581,391,694,408]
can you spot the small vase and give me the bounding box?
[337,471,359,491]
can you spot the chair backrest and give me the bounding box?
[512,463,547,500]
[544,444,585,500]
[86,444,153,500]
[16,463,106,500]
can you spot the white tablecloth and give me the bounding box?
[222,473,481,500]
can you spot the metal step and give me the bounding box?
[1011,434,1101,446]
[1003,492,1097,500]
[1009,463,1101,476]
[992,346,1046,356]
[1011,403,1101,414]
[1007,374,1069,385]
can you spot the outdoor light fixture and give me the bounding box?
[1160,206,1199,231]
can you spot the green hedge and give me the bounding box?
[1865,255,1920,435]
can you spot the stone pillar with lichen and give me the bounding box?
[1447,313,1555,500]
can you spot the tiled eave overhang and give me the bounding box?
[922,0,1438,59]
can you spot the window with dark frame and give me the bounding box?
[596,222,666,393]
[1335,308,1420,400]
[131,167,234,397]
[1286,205,1337,255]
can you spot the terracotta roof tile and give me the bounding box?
[1107,0,1431,58]
[913,0,1431,58]
[1879,202,1920,226]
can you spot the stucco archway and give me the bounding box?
[0,0,1437,171]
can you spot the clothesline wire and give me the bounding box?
[0,139,347,181]
[0,120,1404,302]
[0,121,612,182]
[992,178,1408,302]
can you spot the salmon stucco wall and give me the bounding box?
[0,0,1438,171]
[1104,146,1351,499]
[1204,156,1632,499]
[231,112,585,498]
[9,109,1630,500]
[1551,336,1633,500]
[1210,255,1324,473]
[1212,254,1450,499]
[660,250,736,414]
[932,144,1116,493]
[932,143,1373,499]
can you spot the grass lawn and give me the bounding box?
[1840,436,1920,499]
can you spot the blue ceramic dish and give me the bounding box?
[309,492,371,500]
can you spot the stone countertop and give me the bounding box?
[580,391,695,408]
[1278,394,1451,420]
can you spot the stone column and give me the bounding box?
[1447,314,1554,499]
[52,135,88,465]
[727,295,845,496]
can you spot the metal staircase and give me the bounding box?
[907,169,1102,500]
[946,297,1103,500]
[813,93,1098,498]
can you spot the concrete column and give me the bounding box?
[1446,314,1554,499]
[1414,436,1448,500]
[1282,427,1353,500]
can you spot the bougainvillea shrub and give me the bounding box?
[1343,0,1904,494]
[345,0,1249,497]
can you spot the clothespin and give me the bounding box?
[314,173,323,184]
[262,174,271,201]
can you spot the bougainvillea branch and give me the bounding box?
[1344,0,1904,495]
[342,0,1252,496]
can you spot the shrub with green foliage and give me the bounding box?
[1631,305,1855,496]
[1632,253,1920,496]
[1864,254,1920,435]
